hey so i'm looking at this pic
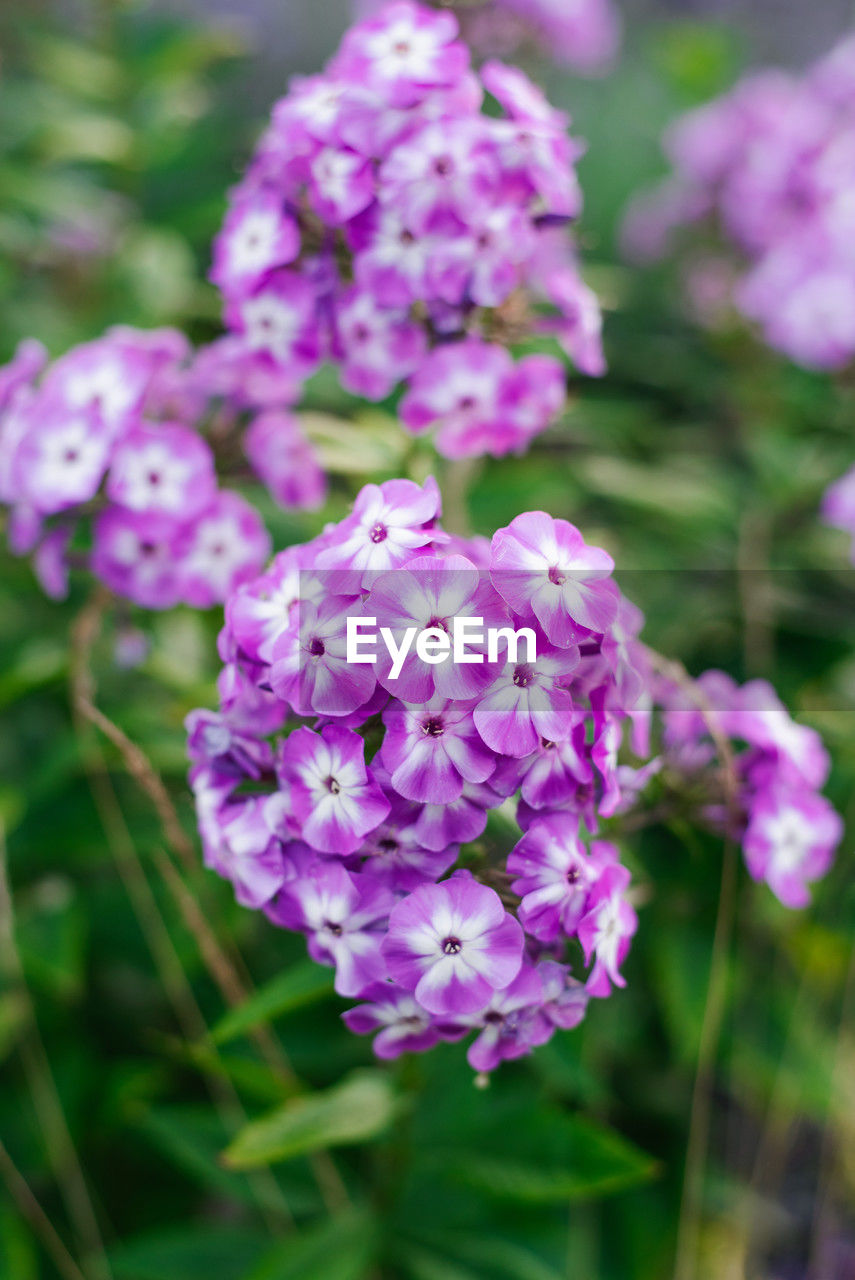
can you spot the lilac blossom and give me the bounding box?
[624,32,855,370]
[381,695,497,803]
[491,511,616,646]
[211,1,603,461]
[354,0,621,74]
[382,873,524,1015]
[743,788,842,909]
[185,480,839,1073]
[279,725,390,856]
[271,860,393,996]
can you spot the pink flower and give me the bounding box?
[316,475,443,577]
[382,872,524,1016]
[743,787,841,909]
[473,642,580,758]
[244,412,327,510]
[107,423,217,520]
[381,695,497,804]
[333,1,469,108]
[578,859,638,997]
[211,192,300,297]
[491,511,616,646]
[272,860,393,996]
[279,725,390,855]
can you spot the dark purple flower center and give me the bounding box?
[548,566,566,585]
[426,616,449,633]
[422,717,445,737]
[484,1011,505,1025]
[139,541,157,558]
[326,775,341,794]
[399,229,415,245]
[308,636,326,657]
[442,936,462,955]
[567,868,580,884]
[513,664,534,688]
[64,448,79,464]
[147,470,162,487]
[370,522,388,543]
[457,395,476,411]
[433,156,452,177]
[540,738,555,750]
[378,837,398,854]
[324,920,343,936]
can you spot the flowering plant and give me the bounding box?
[186,478,841,1074]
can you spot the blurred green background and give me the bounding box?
[1,3,854,1278]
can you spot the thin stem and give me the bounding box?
[807,940,855,1278]
[78,739,293,1232]
[69,592,350,1215]
[0,825,113,1280]
[672,834,738,1280]
[0,1136,88,1280]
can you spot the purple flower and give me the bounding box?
[460,962,551,1073]
[14,406,111,515]
[491,511,616,646]
[228,272,322,378]
[334,287,426,400]
[279,725,390,855]
[381,695,496,804]
[92,508,186,609]
[244,413,327,511]
[342,981,444,1058]
[211,193,300,297]
[316,476,443,577]
[272,860,393,996]
[356,811,458,892]
[743,787,841,908]
[213,798,292,910]
[822,463,855,563]
[368,554,507,701]
[491,715,592,809]
[179,492,271,609]
[225,549,301,665]
[107,423,217,520]
[333,1,469,108]
[577,858,637,997]
[382,872,524,1016]
[269,595,377,717]
[473,642,580,758]
[537,960,590,1031]
[507,814,602,942]
[400,340,539,461]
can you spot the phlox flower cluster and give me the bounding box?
[354,0,621,75]
[623,33,855,370]
[0,327,328,608]
[659,670,842,909]
[211,0,604,461]
[186,477,651,1072]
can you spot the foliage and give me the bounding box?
[0,6,853,1280]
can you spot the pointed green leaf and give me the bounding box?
[211,960,334,1046]
[223,1071,400,1169]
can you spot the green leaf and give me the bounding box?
[109,1225,269,1280]
[223,1071,401,1169]
[450,1115,657,1204]
[247,1209,377,1280]
[138,1107,308,1215]
[212,960,335,1046]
